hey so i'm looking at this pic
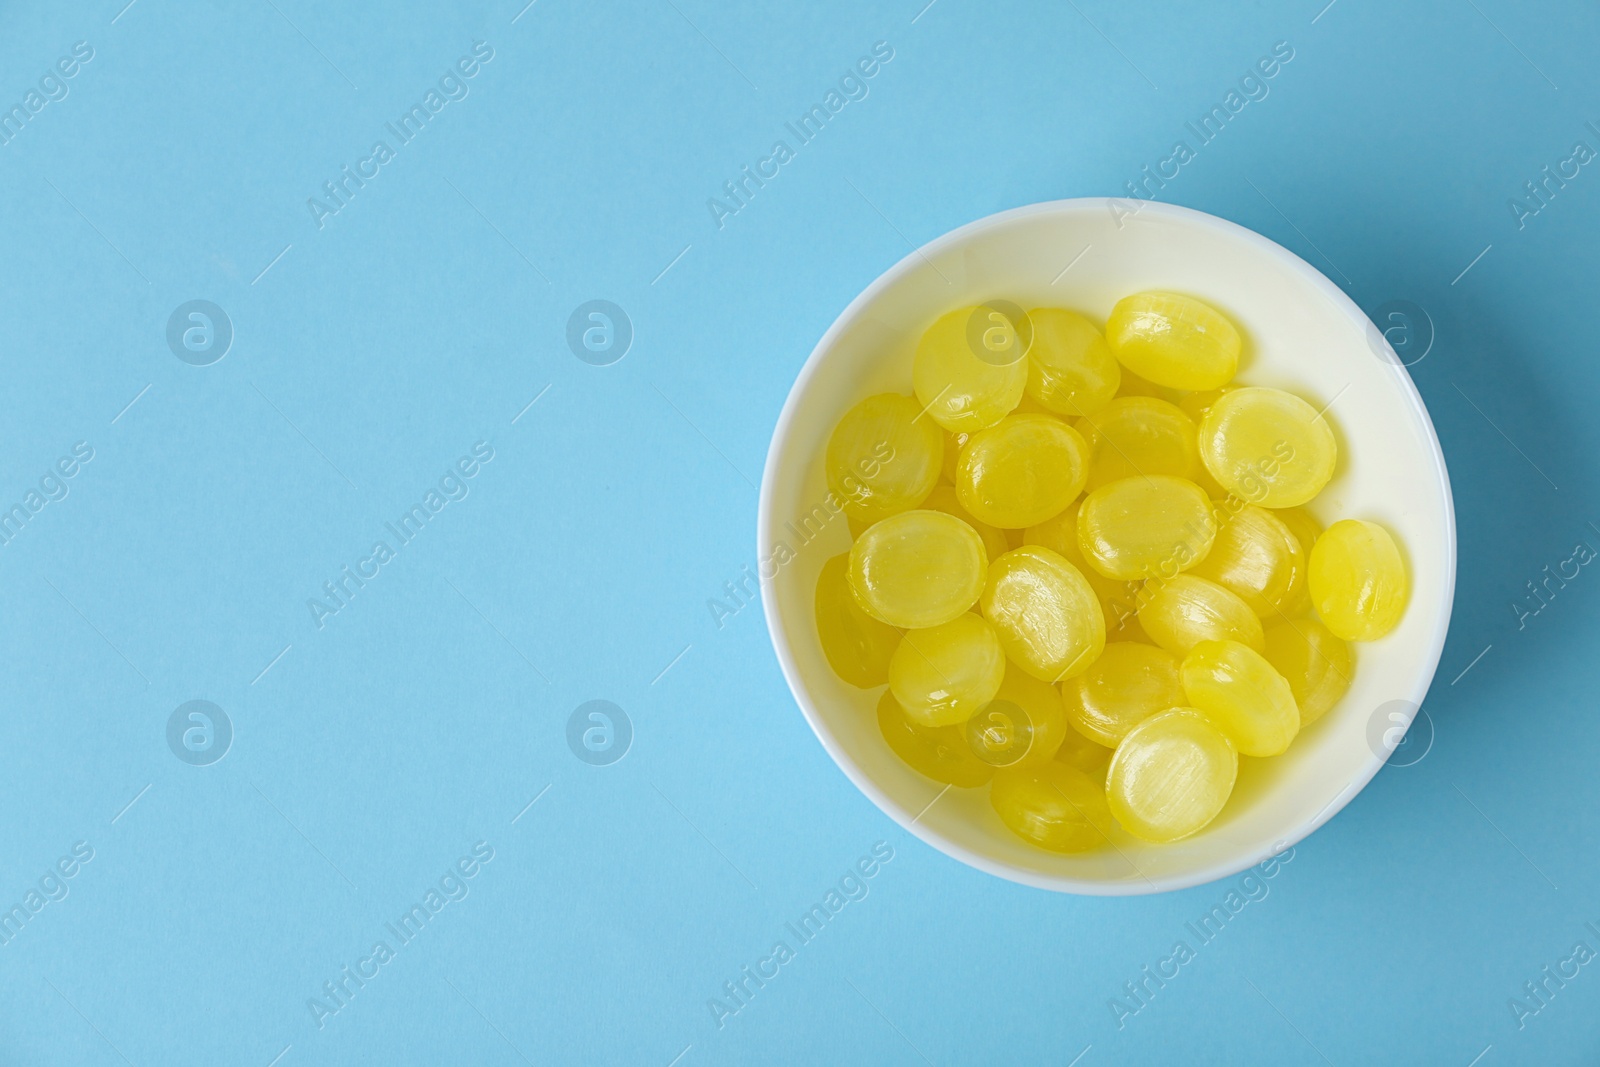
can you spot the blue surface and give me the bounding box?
[1,0,1597,1063]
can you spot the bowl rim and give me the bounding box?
[757,197,1457,895]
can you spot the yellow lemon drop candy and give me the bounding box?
[1276,506,1323,559]
[877,690,994,788]
[1056,728,1113,784]
[825,393,943,522]
[1106,291,1241,391]
[956,413,1090,529]
[1177,387,1238,496]
[979,546,1106,682]
[1308,519,1409,640]
[965,663,1070,769]
[1114,612,1150,644]
[919,485,1009,562]
[940,430,970,485]
[1275,506,1322,615]
[887,613,1005,727]
[1198,387,1337,507]
[1137,574,1264,655]
[1262,619,1353,727]
[1023,308,1120,418]
[815,554,901,687]
[1012,392,1052,414]
[913,306,1028,433]
[1108,708,1237,843]
[1079,396,1201,491]
[1117,367,1181,402]
[1180,639,1299,757]
[1021,501,1082,557]
[1062,641,1185,748]
[1078,475,1217,581]
[990,762,1113,853]
[849,510,987,628]
[1024,501,1142,638]
[1189,504,1307,618]
[1177,385,1237,424]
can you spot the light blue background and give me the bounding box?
[1,0,1596,1063]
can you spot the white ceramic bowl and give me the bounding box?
[759,199,1455,895]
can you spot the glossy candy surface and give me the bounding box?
[919,484,1009,563]
[1062,640,1185,748]
[965,663,1070,769]
[1079,396,1202,491]
[1107,708,1238,843]
[849,510,987,628]
[887,613,1005,727]
[979,546,1106,682]
[1055,729,1114,784]
[876,690,994,787]
[1308,519,1409,640]
[1178,385,1236,424]
[1198,387,1337,508]
[1262,619,1353,727]
[815,554,901,688]
[940,430,971,486]
[1105,291,1241,391]
[1012,391,1053,415]
[1078,475,1217,581]
[1116,367,1181,402]
[1180,639,1300,757]
[913,306,1028,433]
[1276,506,1323,559]
[1023,502,1142,639]
[957,413,1090,529]
[990,762,1113,853]
[825,393,943,522]
[1275,506,1323,615]
[1190,504,1307,618]
[1138,574,1265,655]
[1023,308,1120,418]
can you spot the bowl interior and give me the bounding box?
[760,199,1454,894]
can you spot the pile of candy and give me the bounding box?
[816,293,1409,851]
